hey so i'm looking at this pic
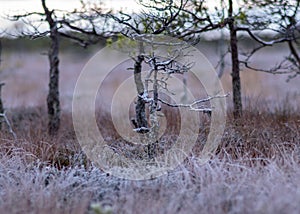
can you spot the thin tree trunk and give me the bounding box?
[228,0,242,118]
[217,31,226,78]
[47,28,60,135]
[0,39,2,66]
[0,40,3,130]
[0,83,4,130]
[134,42,148,133]
[148,62,159,159]
[152,62,158,112]
[42,0,60,135]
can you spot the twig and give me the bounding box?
[0,112,17,140]
[158,93,229,113]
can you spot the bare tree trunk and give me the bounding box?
[42,0,60,135]
[47,28,60,135]
[0,39,2,65]
[0,83,4,130]
[217,31,226,78]
[134,42,148,133]
[228,0,242,118]
[148,63,159,159]
[0,40,3,130]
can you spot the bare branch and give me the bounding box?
[236,27,293,45]
[288,40,300,67]
[158,93,229,113]
[0,112,17,140]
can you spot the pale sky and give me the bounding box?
[0,0,227,34]
[0,0,144,30]
[0,0,141,14]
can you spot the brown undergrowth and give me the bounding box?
[0,103,299,214]
[0,103,299,168]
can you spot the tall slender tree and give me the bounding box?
[166,0,300,118]
[10,0,108,135]
[41,0,60,135]
[228,0,242,118]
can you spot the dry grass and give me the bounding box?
[0,101,299,213]
[0,46,299,213]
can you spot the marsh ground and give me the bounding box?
[0,40,299,213]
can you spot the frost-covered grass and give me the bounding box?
[0,105,299,214]
[1,151,300,214]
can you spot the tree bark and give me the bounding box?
[0,83,4,130]
[0,40,3,130]
[0,39,2,66]
[148,62,159,159]
[152,60,158,112]
[42,0,60,135]
[47,28,60,135]
[134,55,148,132]
[134,42,148,133]
[228,0,242,118]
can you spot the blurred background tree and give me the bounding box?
[156,0,300,118]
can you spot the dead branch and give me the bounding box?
[158,93,229,113]
[0,112,17,140]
